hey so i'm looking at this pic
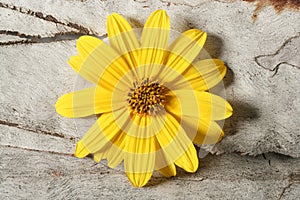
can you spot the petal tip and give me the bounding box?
[76,36,102,57]
[226,102,233,118]
[175,145,199,173]
[189,164,199,173]
[109,12,121,17]
[94,151,105,163]
[107,12,134,37]
[107,12,123,22]
[158,164,177,178]
[55,94,73,118]
[93,157,101,163]
[75,141,90,158]
[151,9,167,15]
[185,157,199,173]
[145,9,170,29]
[126,172,152,187]
[68,55,82,72]
[181,29,207,47]
[76,35,90,46]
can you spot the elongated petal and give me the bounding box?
[172,59,227,91]
[94,151,106,163]
[75,110,126,158]
[155,139,176,177]
[106,145,125,168]
[107,13,140,69]
[55,87,123,118]
[69,36,130,86]
[161,29,206,81]
[113,107,168,140]
[75,141,90,158]
[126,172,153,188]
[93,133,126,167]
[140,10,170,77]
[141,10,170,50]
[124,136,157,187]
[157,164,176,178]
[175,144,198,172]
[165,92,226,144]
[166,90,232,120]
[156,113,194,168]
[105,133,126,168]
[193,120,224,144]
[76,36,102,58]
[122,111,167,187]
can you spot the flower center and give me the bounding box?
[128,81,168,115]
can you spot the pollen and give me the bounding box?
[128,81,168,115]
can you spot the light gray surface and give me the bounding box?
[0,147,299,200]
[0,0,299,199]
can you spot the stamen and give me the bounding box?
[128,81,168,115]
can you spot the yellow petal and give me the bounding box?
[105,133,126,168]
[124,134,158,154]
[69,37,130,85]
[155,141,177,177]
[68,55,82,71]
[142,10,170,49]
[123,119,159,187]
[140,10,170,77]
[124,137,157,187]
[161,29,207,81]
[193,120,224,145]
[75,140,90,158]
[126,172,153,188]
[165,93,226,144]
[157,164,176,177]
[106,145,124,168]
[156,113,193,167]
[113,107,168,140]
[75,111,125,157]
[55,87,123,118]
[166,90,232,121]
[175,144,198,173]
[107,13,140,69]
[107,13,137,40]
[94,151,106,163]
[173,59,227,91]
[76,36,102,58]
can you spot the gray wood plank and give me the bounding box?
[1,0,299,157]
[1,147,299,199]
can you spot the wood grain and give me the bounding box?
[0,0,299,198]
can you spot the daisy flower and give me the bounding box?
[55,10,232,187]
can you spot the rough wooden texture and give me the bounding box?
[1,148,299,199]
[0,0,299,199]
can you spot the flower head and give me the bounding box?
[55,10,232,187]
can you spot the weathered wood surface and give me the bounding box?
[1,147,299,199]
[1,0,300,199]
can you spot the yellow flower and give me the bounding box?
[55,10,232,187]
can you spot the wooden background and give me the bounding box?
[1,0,299,199]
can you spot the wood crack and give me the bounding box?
[157,0,234,8]
[278,173,299,200]
[0,2,92,34]
[254,33,300,76]
[0,119,78,141]
[1,144,74,157]
[270,62,299,77]
[0,30,41,40]
[0,29,89,46]
[156,0,300,10]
